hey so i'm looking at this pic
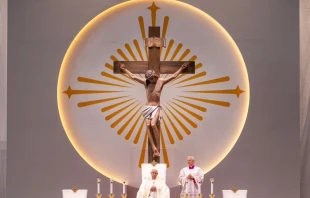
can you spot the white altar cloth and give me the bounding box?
[222,190,247,198]
[62,189,88,198]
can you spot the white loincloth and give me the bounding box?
[142,106,162,120]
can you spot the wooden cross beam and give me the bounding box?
[113,27,195,75]
[113,26,195,163]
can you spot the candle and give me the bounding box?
[210,178,214,194]
[198,182,201,194]
[110,178,113,194]
[97,178,101,194]
[122,179,126,194]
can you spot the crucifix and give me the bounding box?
[114,26,195,163]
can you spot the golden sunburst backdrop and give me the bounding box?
[58,0,249,188]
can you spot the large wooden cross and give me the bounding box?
[114,26,195,163]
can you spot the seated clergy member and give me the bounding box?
[136,168,170,198]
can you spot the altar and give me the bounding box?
[222,190,247,198]
[62,189,87,198]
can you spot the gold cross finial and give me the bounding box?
[151,160,158,166]
[231,187,239,193]
[71,186,79,193]
[148,2,160,27]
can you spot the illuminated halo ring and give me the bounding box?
[57,0,249,188]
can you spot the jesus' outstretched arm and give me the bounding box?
[163,62,189,84]
[119,63,146,85]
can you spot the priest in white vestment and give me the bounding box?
[137,168,170,198]
[178,156,204,198]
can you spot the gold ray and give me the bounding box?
[160,128,170,167]
[178,49,190,61]
[133,39,145,61]
[63,86,122,99]
[190,55,198,62]
[170,101,203,120]
[160,16,169,56]
[179,96,230,107]
[163,40,174,61]
[138,132,148,168]
[163,110,183,140]
[101,98,135,112]
[105,101,138,121]
[122,45,143,78]
[77,77,131,88]
[173,71,206,86]
[105,63,113,70]
[134,119,145,144]
[78,96,129,108]
[101,71,135,85]
[117,105,143,135]
[111,103,141,128]
[125,115,143,140]
[117,49,129,61]
[110,55,118,62]
[185,85,245,98]
[195,63,202,71]
[162,16,169,39]
[173,98,207,112]
[178,76,230,88]
[138,16,146,39]
[138,16,148,60]
[145,48,149,61]
[162,118,175,144]
[164,105,191,135]
[195,62,202,70]
[170,44,183,61]
[125,43,137,61]
[147,2,160,27]
[167,103,197,128]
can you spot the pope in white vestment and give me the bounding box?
[137,169,170,198]
[178,156,204,198]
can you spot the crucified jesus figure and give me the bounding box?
[120,62,189,157]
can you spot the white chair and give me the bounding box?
[141,163,167,182]
[222,189,247,198]
[62,187,88,198]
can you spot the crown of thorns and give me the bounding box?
[145,70,156,79]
